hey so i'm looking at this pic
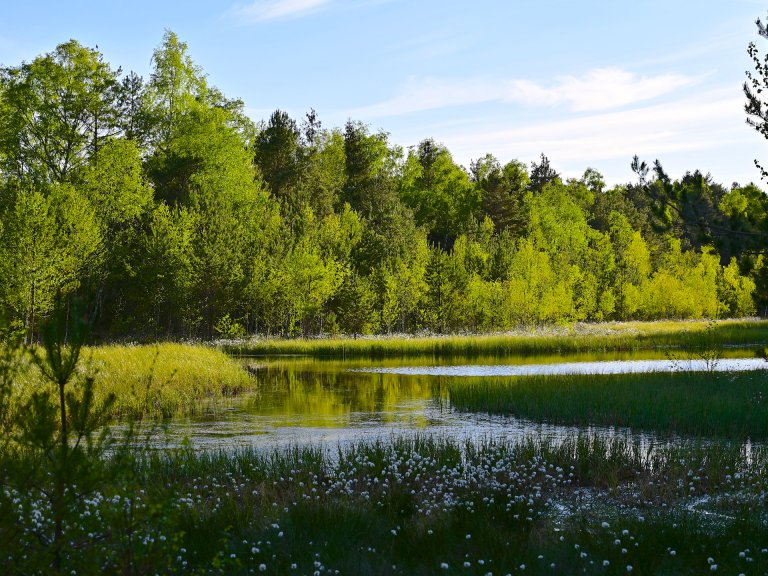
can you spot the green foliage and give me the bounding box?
[0,32,765,340]
[131,203,195,335]
[0,185,100,341]
[253,109,302,209]
[401,139,479,246]
[0,40,121,185]
[341,120,399,217]
[334,272,379,336]
[473,155,530,237]
[300,128,346,218]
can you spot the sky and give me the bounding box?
[1,0,767,187]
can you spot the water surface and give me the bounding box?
[352,357,767,376]
[155,350,764,450]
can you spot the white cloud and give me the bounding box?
[432,89,749,181]
[351,68,698,117]
[507,68,697,112]
[230,0,332,22]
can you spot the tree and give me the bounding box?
[130,204,195,337]
[116,71,151,146]
[400,139,478,247]
[0,40,121,185]
[631,157,730,254]
[341,120,398,217]
[473,155,530,236]
[301,108,322,146]
[252,109,301,207]
[299,128,346,218]
[334,272,378,336]
[608,212,651,319]
[79,139,153,333]
[745,12,768,180]
[144,31,204,149]
[0,185,100,342]
[142,31,273,336]
[528,153,560,193]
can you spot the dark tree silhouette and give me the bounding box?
[745,12,768,179]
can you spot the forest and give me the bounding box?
[1,31,766,341]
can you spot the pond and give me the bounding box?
[156,349,765,450]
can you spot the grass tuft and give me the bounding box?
[13,343,254,419]
[222,319,768,359]
[447,370,768,439]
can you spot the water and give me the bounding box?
[152,351,765,450]
[352,357,767,376]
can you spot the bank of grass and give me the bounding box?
[3,435,767,574]
[447,370,768,439]
[15,343,253,419]
[223,319,768,358]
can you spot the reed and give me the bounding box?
[447,369,768,439]
[14,343,254,419]
[222,319,768,358]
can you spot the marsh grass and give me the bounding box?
[4,435,767,574]
[447,370,768,439]
[223,319,768,359]
[13,343,254,419]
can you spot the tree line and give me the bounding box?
[0,32,766,341]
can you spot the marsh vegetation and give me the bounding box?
[2,319,768,574]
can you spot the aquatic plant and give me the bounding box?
[446,370,768,439]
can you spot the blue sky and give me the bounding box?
[1,0,767,186]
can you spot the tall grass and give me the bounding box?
[447,370,768,439]
[14,343,254,419]
[4,434,767,574]
[223,319,768,358]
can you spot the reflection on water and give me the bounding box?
[150,350,763,450]
[163,366,443,449]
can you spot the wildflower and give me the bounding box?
[441,563,449,569]
[259,564,267,572]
